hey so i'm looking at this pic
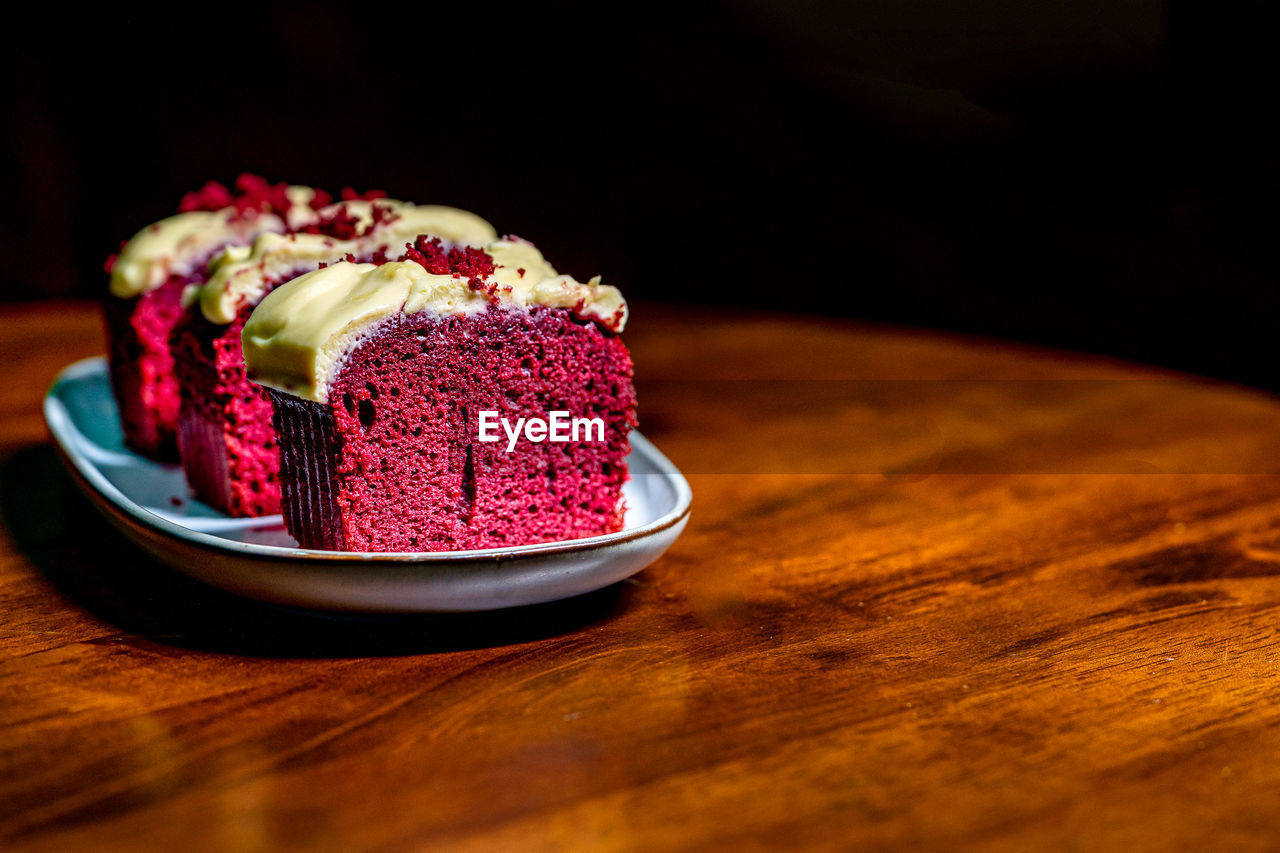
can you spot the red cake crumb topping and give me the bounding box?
[399,235,449,273]
[178,181,236,213]
[229,174,293,216]
[451,245,497,280]
[400,236,496,291]
[177,173,297,218]
[175,175,392,220]
[341,187,389,201]
[299,208,361,240]
[307,188,334,209]
[298,200,400,240]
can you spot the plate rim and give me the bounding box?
[45,356,692,566]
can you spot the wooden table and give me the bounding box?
[4,301,1280,851]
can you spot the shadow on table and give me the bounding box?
[0,444,628,659]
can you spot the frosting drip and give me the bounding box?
[242,239,627,403]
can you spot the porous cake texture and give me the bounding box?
[243,236,635,552]
[171,300,286,516]
[271,305,636,551]
[104,272,189,459]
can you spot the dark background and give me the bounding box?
[5,1,1277,387]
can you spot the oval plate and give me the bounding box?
[44,357,691,613]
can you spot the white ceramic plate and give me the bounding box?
[44,357,691,613]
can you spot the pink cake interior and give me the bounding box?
[271,306,637,552]
[172,305,286,517]
[103,274,191,459]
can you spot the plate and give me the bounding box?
[43,357,691,613]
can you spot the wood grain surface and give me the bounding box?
[4,301,1280,851]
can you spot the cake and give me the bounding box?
[171,200,498,517]
[104,175,323,458]
[241,236,635,552]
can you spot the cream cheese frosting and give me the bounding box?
[108,186,320,299]
[242,239,627,403]
[196,201,498,324]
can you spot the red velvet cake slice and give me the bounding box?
[104,175,323,458]
[173,201,498,517]
[241,238,635,551]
